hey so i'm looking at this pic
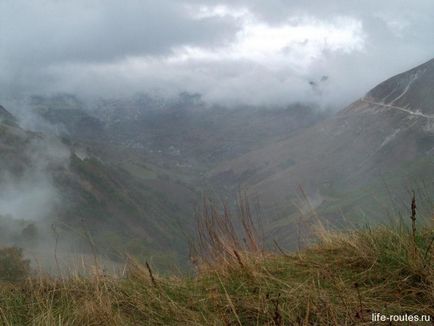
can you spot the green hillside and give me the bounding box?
[0,106,197,271]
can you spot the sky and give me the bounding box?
[1,0,434,109]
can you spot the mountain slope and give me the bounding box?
[0,105,17,125]
[367,58,434,114]
[210,58,434,235]
[0,106,197,268]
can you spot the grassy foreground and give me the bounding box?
[0,224,433,325]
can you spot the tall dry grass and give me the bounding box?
[190,194,262,269]
[0,194,432,325]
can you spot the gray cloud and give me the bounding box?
[1,0,434,108]
[0,0,237,96]
[0,0,236,64]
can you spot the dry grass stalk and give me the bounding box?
[145,261,157,287]
[191,194,262,269]
[411,190,417,243]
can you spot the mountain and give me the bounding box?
[29,95,106,140]
[0,105,18,126]
[29,94,328,166]
[27,94,329,191]
[22,94,330,255]
[13,59,434,253]
[210,58,434,242]
[0,106,197,270]
[367,58,434,114]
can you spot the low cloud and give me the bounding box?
[0,136,69,221]
[1,0,434,108]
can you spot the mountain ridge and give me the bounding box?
[208,58,434,244]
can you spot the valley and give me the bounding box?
[2,59,434,271]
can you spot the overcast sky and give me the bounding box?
[1,0,433,108]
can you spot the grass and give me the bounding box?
[0,208,433,324]
[0,227,432,324]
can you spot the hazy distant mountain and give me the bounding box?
[30,93,329,169]
[29,95,106,140]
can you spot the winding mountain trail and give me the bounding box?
[362,99,434,119]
